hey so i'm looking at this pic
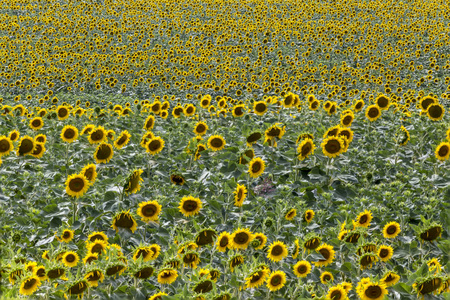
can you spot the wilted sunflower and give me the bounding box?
[137,200,162,222]
[383,222,401,238]
[94,142,114,164]
[46,266,67,280]
[84,268,104,287]
[427,258,442,274]
[231,228,254,250]
[354,210,372,228]
[62,251,79,268]
[124,169,144,195]
[17,136,35,156]
[19,275,41,296]
[29,117,44,131]
[111,210,138,233]
[419,223,443,242]
[285,208,297,221]
[229,255,244,272]
[248,157,265,178]
[216,232,231,252]
[358,281,388,300]
[359,253,378,270]
[183,252,201,269]
[60,125,78,143]
[297,138,315,160]
[0,136,14,156]
[65,174,89,198]
[304,209,315,223]
[435,142,450,161]
[245,268,269,289]
[105,261,127,278]
[267,241,288,262]
[157,268,178,284]
[314,244,335,267]
[427,103,445,121]
[146,136,165,155]
[133,265,154,279]
[321,136,345,158]
[114,130,131,149]
[293,261,311,278]
[88,126,107,144]
[381,271,400,287]
[365,105,382,121]
[246,132,262,147]
[253,100,268,116]
[195,229,217,247]
[233,184,247,207]
[327,285,347,300]
[9,268,24,285]
[377,245,393,262]
[303,234,321,251]
[207,135,226,151]
[179,196,202,217]
[81,164,97,183]
[266,270,286,292]
[193,121,208,136]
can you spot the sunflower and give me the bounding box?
[143,115,155,131]
[0,136,13,156]
[207,135,226,151]
[427,103,445,121]
[304,209,315,223]
[381,271,400,287]
[157,268,178,284]
[229,255,244,272]
[326,285,347,300]
[398,126,410,146]
[232,104,245,117]
[59,229,74,243]
[172,105,184,118]
[33,265,47,281]
[29,142,45,159]
[149,292,168,300]
[146,136,165,155]
[338,127,354,143]
[383,222,401,238]
[354,210,372,228]
[62,251,79,268]
[81,124,95,135]
[9,130,20,142]
[82,252,98,264]
[285,208,297,221]
[427,258,442,274]
[195,229,217,247]
[19,275,41,296]
[133,246,153,262]
[184,103,196,116]
[9,268,24,285]
[292,239,300,259]
[65,173,89,198]
[81,164,97,183]
[195,143,207,160]
[239,148,255,165]
[170,174,185,185]
[377,245,393,262]
[114,130,131,149]
[303,234,321,251]
[183,251,200,269]
[359,253,378,270]
[233,184,247,207]
[297,138,315,160]
[124,169,144,195]
[88,126,107,144]
[179,196,202,217]
[87,231,108,244]
[231,228,254,250]
[419,95,437,111]
[245,269,269,289]
[133,265,154,279]
[419,224,442,242]
[94,143,114,164]
[266,271,286,292]
[314,243,335,267]
[376,94,390,110]
[267,241,288,262]
[321,136,345,158]
[358,282,388,300]
[111,210,138,233]
[309,99,320,110]
[84,268,104,287]
[200,95,211,108]
[105,261,127,278]
[194,121,208,136]
[353,100,365,112]
[321,271,334,284]
[365,105,382,121]
[56,106,70,120]
[137,200,162,222]
[253,232,267,250]
[248,157,265,178]
[17,136,35,156]
[46,266,66,280]
[29,117,44,130]
[253,100,268,116]
[435,142,450,161]
[340,112,354,127]
[293,261,311,278]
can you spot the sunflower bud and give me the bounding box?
[264,217,274,228]
[251,239,261,248]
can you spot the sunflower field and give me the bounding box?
[1,0,450,299]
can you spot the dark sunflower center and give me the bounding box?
[285,95,293,105]
[385,274,395,282]
[377,97,389,108]
[325,140,341,154]
[47,269,64,279]
[10,133,18,140]
[386,226,397,234]
[311,101,319,109]
[96,144,112,159]
[84,169,94,181]
[237,190,243,200]
[419,278,442,294]
[218,236,228,247]
[92,244,104,253]
[69,178,85,192]
[319,248,330,261]
[329,105,336,113]
[211,138,223,148]
[380,249,389,258]
[255,103,267,112]
[19,139,34,154]
[171,175,184,184]
[251,161,262,173]
[438,145,449,157]
[183,200,198,212]
[36,136,45,143]
[161,271,172,278]
[306,212,312,220]
[323,274,331,281]
[87,271,101,281]
[343,115,352,125]
[58,108,68,118]
[64,129,75,139]
[267,128,281,137]
[421,98,435,110]
[247,132,262,143]
[270,275,281,286]
[115,213,134,228]
[368,107,380,118]
[174,107,183,115]
[32,144,43,155]
[202,100,209,106]
[298,265,307,273]
[91,130,104,141]
[32,119,42,127]
[271,245,283,256]
[301,143,312,156]
[355,102,363,109]
[365,286,382,298]
[86,256,97,264]
[186,106,193,114]
[23,278,37,289]
[36,268,45,277]
[148,140,161,151]
[66,254,76,263]
[428,105,443,118]
[234,232,249,244]
[196,124,206,133]
[143,204,156,217]
[359,215,368,224]
[63,231,71,238]
[327,128,339,136]
[136,249,150,259]
[234,107,243,115]
[117,135,127,145]
[0,139,11,152]
[339,131,350,140]
[420,226,442,241]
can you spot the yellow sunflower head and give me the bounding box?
[383,221,401,238]
[207,135,226,151]
[19,275,41,296]
[194,121,208,136]
[94,143,114,164]
[111,210,138,233]
[114,130,131,149]
[314,243,335,267]
[233,184,247,207]
[65,174,89,198]
[137,200,162,222]
[230,228,254,250]
[146,136,165,155]
[216,231,231,252]
[293,260,311,278]
[248,157,265,178]
[179,196,202,217]
[267,241,288,262]
[0,136,14,157]
[157,268,178,284]
[435,142,450,161]
[124,169,144,195]
[62,251,79,268]
[266,270,286,292]
[17,136,35,156]
[321,136,345,158]
[29,117,44,131]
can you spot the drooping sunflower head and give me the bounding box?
[170,174,185,185]
[381,271,400,287]
[291,239,300,259]
[246,131,262,147]
[419,223,443,242]
[84,267,104,287]
[231,228,254,250]
[293,260,311,278]
[111,210,138,233]
[46,265,67,280]
[359,253,378,270]
[124,169,144,195]
[137,200,162,223]
[245,268,269,289]
[133,264,154,279]
[356,242,377,256]
[239,148,255,165]
[157,268,178,284]
[195,229,217,247]
[178,196,202,217]
[105,261,127,278]
[182,251,201,269]
[303,233,321,251]
[229,255,244,272]
[65,173,89,198]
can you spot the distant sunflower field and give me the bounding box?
[0,0,450,299]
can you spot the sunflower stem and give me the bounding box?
[72,200,77,224]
